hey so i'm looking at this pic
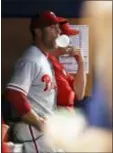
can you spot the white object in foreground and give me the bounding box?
[45,108,87,150]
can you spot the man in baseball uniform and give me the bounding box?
[3,11,64,153]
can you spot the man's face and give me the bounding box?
[41,24,61,50]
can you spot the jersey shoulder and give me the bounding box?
[22,45,45,63]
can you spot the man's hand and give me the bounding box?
[37,115,48,132]
[66,46,84,65]
[22,110,48,132]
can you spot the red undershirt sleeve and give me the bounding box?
[4,88,31,116]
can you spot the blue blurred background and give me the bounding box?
[2,0,84,17]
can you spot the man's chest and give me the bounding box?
[32,59,57,92]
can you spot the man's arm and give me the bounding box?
[4,88,45,132]
[73,59,86,100]
[69,48,86,100]
[4,60,46,131]
[62,46,86,100]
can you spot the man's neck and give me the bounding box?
[33,40,53,55]
[50,49,64,58]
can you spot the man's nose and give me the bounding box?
[56,27,61,35]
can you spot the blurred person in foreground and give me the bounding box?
[77,2,112,152]
[82,1,112,129]
[2,10,86,153]
[45,1,112,152]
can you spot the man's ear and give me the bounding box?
[34,28,42,37]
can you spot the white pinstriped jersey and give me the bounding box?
[7,45,57,116]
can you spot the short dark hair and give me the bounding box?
[29,13,40,40]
